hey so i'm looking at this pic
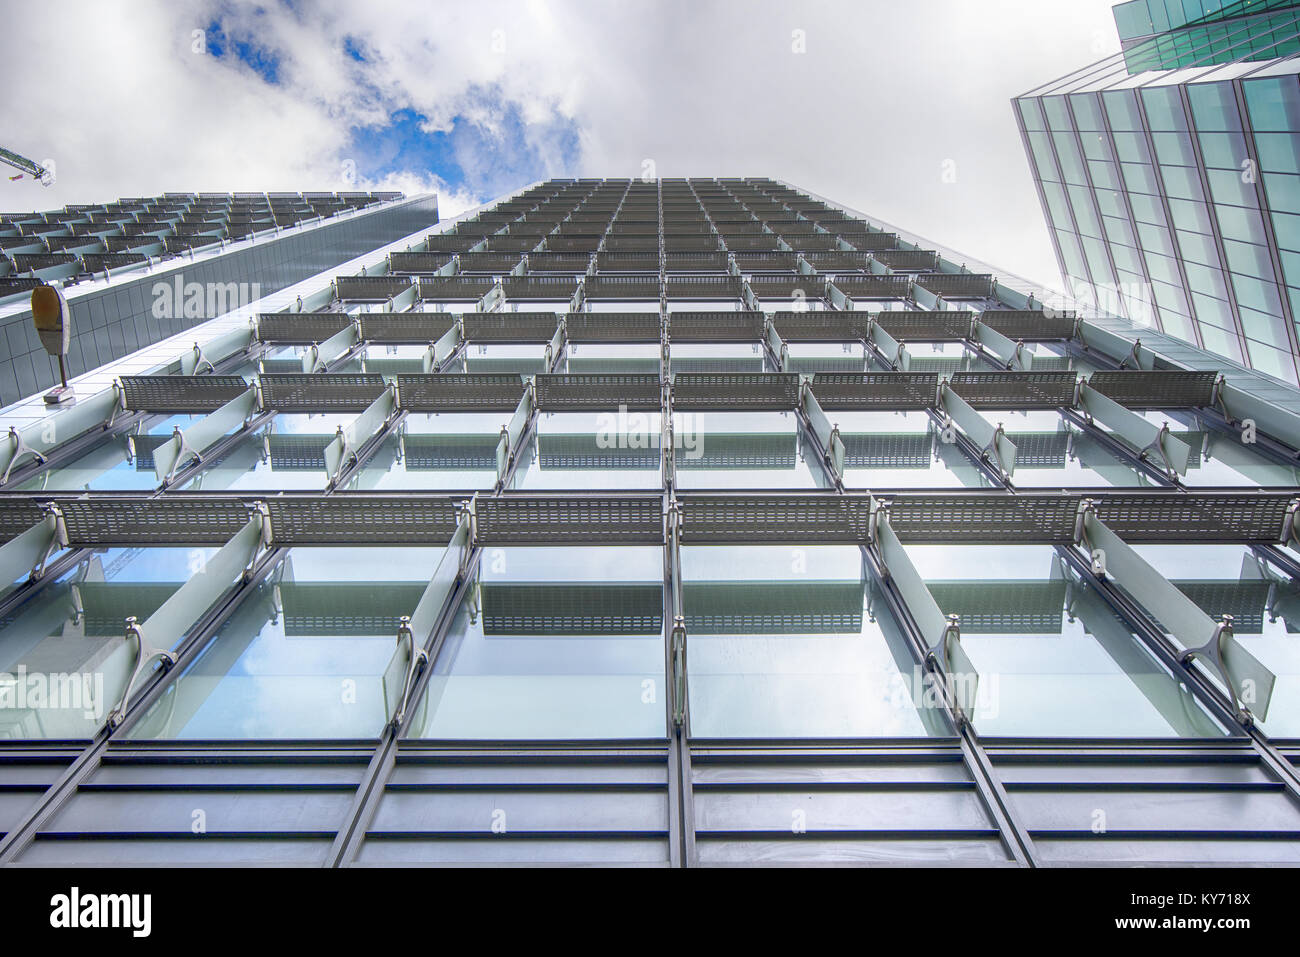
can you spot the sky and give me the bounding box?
[0,0,1126,292]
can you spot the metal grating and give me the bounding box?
[257,313,352,343]
[418,276,495,301]
[396,373,526,412]
[874,311,973,341]
[679,494,874,543]
[746,274,823,299]
[1092,493,1294,543]
[914,273,995,299]
[565,312,661,342]
[359,313,456,344]
[387,251,455,273]
[883,494,1080,543]
[1086,371,1219,409]
[584,275,662,300]
[501,275,579,301]
[118,375,250,413]
[663,275,743,300]
[668,312,765,342]
[672,372,801,410]
[476,495,663,543]
[260,374,388,412]
[534,374,661,411]
[335,276,414,301]
[979,309,1077,341]
[462,312,559,343]
[811,373,939,410]
[0,498,50,541]
[829,275,912,299]
[773,312,871,341]
[480,583,663,635]
[267,496,462,545]
[947,372,1078,410]
[59,498,253,545]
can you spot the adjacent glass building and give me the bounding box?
[1015,1,1300,383]
[1,176,1300,867]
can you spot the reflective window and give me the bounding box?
[128,547,446,740]
[346,412,511,491]
[407,546,666,739]
[673,411,830,489]
[2,547,222,740]
[835,410,989,489]
[14,416,213,492]
[175,413,361,491]
[907,544,1227,738]
[513,411,662,490]
[682,544,947,738]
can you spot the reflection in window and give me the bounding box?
[128,547,444,740]
[175,412,361,492]
[835,410,989,489]
[907,544,1226,738]
[682,545,947,738]
[989,409,1157,489]
[1131,410,1300,487]
[513,412,662,490]
[407,546,666,739]
[673,411,830,489]
[1,547,219,740]
[346,412,511,491]
[1128,544,1300,738]
[14,415,210,492]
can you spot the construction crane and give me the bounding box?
[0,145,52,186]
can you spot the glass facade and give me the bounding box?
[2,176,1300,867]
[1016,4,1300,383]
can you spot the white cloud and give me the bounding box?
[0,0,1124,291]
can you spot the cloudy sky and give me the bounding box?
[1,0,1124,291]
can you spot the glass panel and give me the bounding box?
[669,342,770,373]
[512,411,663,490]
[175,413,361,492]
[835,410,990,490]
[13,415,212,492]
[906,543,1227,738]
[345,412,512,491]
[406,546,666,739]
[461,343,548,375]
[1133,409,1300,486]
[784,342,872,374]
[673,411,830,490]
[681,544,947,738]
[128,547,445,740]
[1128,544,1300,737]
[1,547,221,740]
[986,409,1158,488]
[563,343,659,374]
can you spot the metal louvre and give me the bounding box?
[335,276,413,301]
[1086,370,1219,408]
[679,494,874,543]
[456,252,525,273]
[417,276,495,301]
[256,313,352,343]
[584,275,662,299]
[596,252,661,272]
[1092,492,1294,543]
[118,375,250,413]
[746,274,823,299]
[534,374,661,411]
[476,495,663,543]
[501,275,579,301]
[387,251,455,273]
[874,311,973,341]
[672,372,801,410]
[668,311,764,341]
[979,309,1077,340]
[526,252,591,273]
[875,249,940,270]
[358,313,456,343]
[565,312,661,342]
[59,498,253,545]
[664,252,730,271]
[914,273,995,299]
[829,275,913,300]
[881,494,1080,543]
[396,374,525,412]
[260,374,387,412]
[947,371,1078,409]
[664,275,743,300]
[811,372,939,410]
[773,312,871,341]
[838,231,899,250]
[461,312,558,342]
[0,498,48,540]
[267,496,462,545]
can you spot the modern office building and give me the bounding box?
[1015,1,1300,384]
[0,176,1299,867]
[0,191,439,406]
